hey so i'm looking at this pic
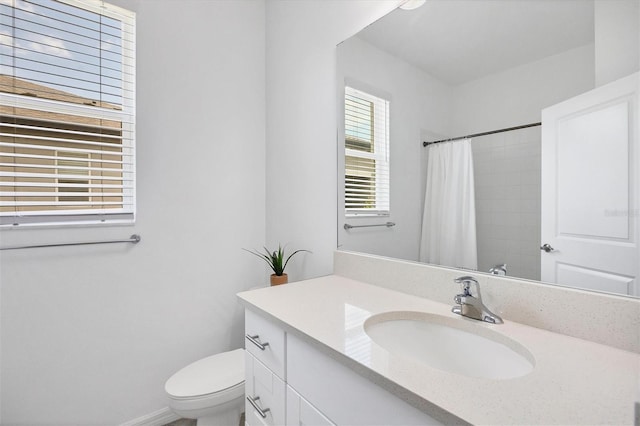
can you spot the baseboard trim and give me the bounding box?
[119,407,179,426]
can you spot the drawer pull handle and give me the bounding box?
[247,395,271,418]
[246,334,270,350]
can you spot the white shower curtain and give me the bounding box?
[419,139,478,270]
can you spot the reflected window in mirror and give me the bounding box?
[344,86,390,217]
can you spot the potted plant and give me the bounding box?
[244,244,310,286]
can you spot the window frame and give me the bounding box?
[344,85,390,217]
[0,0,136,229]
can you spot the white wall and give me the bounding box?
[450,43,596,135]
[0,0,266,424]
[336,36,451,261]
[265,0,401,279]
[594,0,640,87]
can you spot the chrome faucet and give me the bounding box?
[452,276,503,324]
[489,263,507,276]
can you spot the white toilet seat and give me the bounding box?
[165,348,245,413]
[167,381,244,413]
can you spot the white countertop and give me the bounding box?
[237,275,640,425]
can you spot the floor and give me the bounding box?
[163,413,245,426]
[164,420,196,426]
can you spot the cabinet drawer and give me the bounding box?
[245,351,286,426]
[245,309,286,379]
[286,385,335,426]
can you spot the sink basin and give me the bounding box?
[364,311,534,380]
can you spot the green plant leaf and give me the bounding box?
[243,244,311,276]
[282,249,310,272]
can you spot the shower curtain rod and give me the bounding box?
[422,122,541,147]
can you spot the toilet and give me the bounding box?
[165,348,245,426]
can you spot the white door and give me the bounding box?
[541,73,639,297]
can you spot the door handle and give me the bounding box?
[540,243,555,253]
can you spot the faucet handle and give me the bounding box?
[454,275,478,284]
[454,276,478,296]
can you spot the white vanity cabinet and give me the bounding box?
[244,309,442,426]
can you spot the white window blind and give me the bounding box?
[345,86,389,216]
[0,0,135,227]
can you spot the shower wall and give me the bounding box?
[472,126,541,280]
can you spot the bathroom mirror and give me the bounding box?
[337,0,640,298]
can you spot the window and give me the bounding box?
[0,0,135,227]
[344,86,389,216]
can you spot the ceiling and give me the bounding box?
[355,0,595,85]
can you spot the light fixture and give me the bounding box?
[399,0,426,10]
